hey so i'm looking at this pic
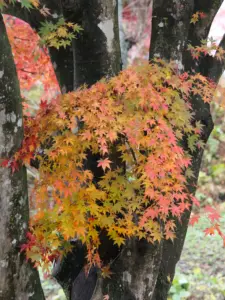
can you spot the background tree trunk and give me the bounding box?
[0,13,44,300]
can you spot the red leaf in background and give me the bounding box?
[190,195,200,207]
[10,160,19,173]
[199,12,207,19]
[3,15,60,102]
[39,100,48,110]
[1,159,10,168]
[189,214,200,226]
[205,206,221,222]
[204,227,215,236]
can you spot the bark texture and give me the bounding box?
[69,0,121,88]
[0,14,45,300]
[150,1,223,299]
[91,239,162,300]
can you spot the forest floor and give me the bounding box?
[169,206,225,300]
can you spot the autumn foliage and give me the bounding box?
[2,57,216,270]
[3,14,59,95]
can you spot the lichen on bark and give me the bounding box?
[0,13,44,300]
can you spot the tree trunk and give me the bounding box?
[0,14,45,300]
[150,1,222,298]
[54,1,162,299]
[51,1,124,299]
[70,0,121,89]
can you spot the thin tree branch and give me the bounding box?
[125,138,138,165]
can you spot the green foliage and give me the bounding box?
[39,18,82,49]
[168,273,190,300]
[170,211,225,299]
[1,1,82,50]
[0,0,39,10]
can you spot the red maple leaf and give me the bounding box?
[190,195,200,207]
[204,206,221,222]
[10,160,19,173]
[97,158,112,172]
[171,205,181,217]
[189,214,200,226]
[1,158,10,168]
[39,100,48,110]
[199,12,207,19]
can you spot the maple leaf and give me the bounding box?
[108,131,117,142]
[30,0,40,8]
[40,5,51,16]
[190,12,200,24]
[165,220,176,231]
[190,195,200,207]
[204,206,221,222]
[144,189,156,199]
[171,205,181,217]
[39,100,48,110]
[140,208,160,228]
[81,130,92,141]
[101,265,113,279]
[204,227,215,236]
[165,230,176,241]
[199,12,206,19]
[0,158,10,168]
[64,135,75,146]
[114,236,125,247]
[57,26,68,38]
[9,160,20,173]
[97,158,112,172]
[151,230,162,242]
[189,214,200,226]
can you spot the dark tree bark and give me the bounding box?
[0,13,45,300]
[3,0,225,299]
[150,1,223,299]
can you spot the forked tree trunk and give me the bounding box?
[0,14,45,300]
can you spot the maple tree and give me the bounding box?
[1,0,225,300]
[5,60,215,270]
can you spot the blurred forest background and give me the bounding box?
[5,0,225,299]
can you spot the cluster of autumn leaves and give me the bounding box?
[4,15,58,93]
[4,60,216,270]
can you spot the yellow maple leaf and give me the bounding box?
[57,26,68,37]
[30,0,39,8]
[102,265,113,279]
